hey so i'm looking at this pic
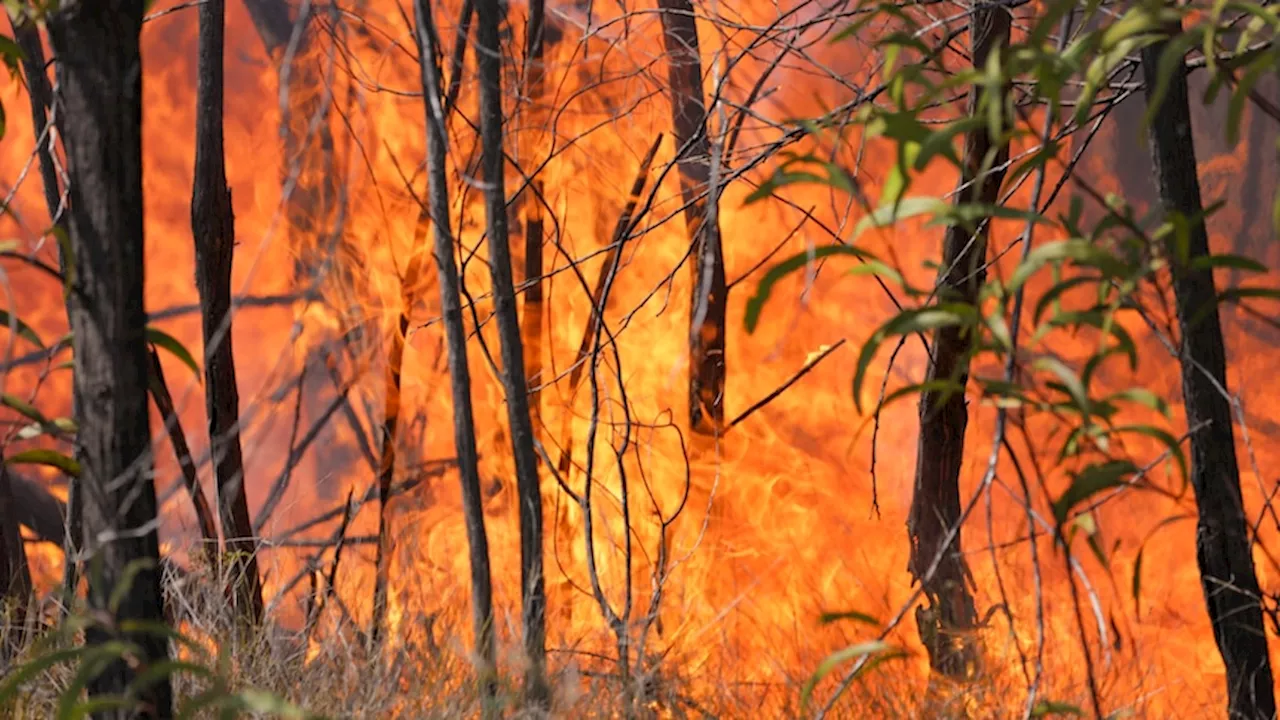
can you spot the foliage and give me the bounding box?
[743,0,1280,708]
[0,563,319,720]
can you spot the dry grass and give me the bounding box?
[0,556,1152,719]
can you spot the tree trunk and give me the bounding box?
[193,0,264,626]
[47,2,174,714]
[414,2,498,712]
[11,12,83,607]
[907,5,1010,680]
[658,0,727,436]
[475,0,550,704]
[521,0,548,439]
[1141,24,1277,720]
[369,212,430,645]
[0,469,33,661]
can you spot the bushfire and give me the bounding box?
[2,0,1279,716]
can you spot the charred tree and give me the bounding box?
[658,0,727,436]
[193,0,265,625]
[521,0,547,431]
[907,5,1011,679]
[0,469,33,660]
[1141,23,1277,719]
[11,12,83,605]
[414,1,498,710]
[47,0,174,714]
[475,0,550,703]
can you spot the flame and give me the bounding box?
[3,1,1280,715]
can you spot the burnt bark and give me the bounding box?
[907,5,1010,680]
[475,0,550,703]
[47,1,174,714]
[1142,26,1277,720]
[11,12,83,606]
[414,1,498,711]
[658,0,727,435]
[0,469,33,661]
[193,0,264,625]
[146,349,221,565]
[521,0,547,434]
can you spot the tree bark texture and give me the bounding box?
[475,0,550,703]
[193,0,265,626]
[907,4,1010,680]
[415,2,498,711]
[1142,26,1277,720]
[521,0,547,435]
[146,348,221,565]
[47,2,174,714]
[0,469,33,661]
[12,13,84,605]
[657,0,726,436]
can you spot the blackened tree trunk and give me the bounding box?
[521,0,547,432]
[11,13,83,606]
[907,5,1010,680]
[658,0,727,436]
[0,469,33,660]
[193,0,264,626]
[47,2,174,714]
[475,0,550,703]
[414,2,498,712]
[1141,25,1277,720]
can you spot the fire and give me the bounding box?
[2,0,1279,715]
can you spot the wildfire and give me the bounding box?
[2,0,1279,716]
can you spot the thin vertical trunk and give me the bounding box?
[48,1,174,714]
[907,5,1010,679]
[10,13,82,607]
[658,0,727,436]
[1142,24,1276,719]
[522,0,547,436]
[0,469,33,660]
[193,0,264,625]
[415,2,497,711]
[475,0,550,703]
[146,348,221,565]
[370,214,430,645]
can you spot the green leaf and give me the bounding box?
[7,447,81,477]
[0,647,87,705]
[1031,700,1085,717]
[1033,356,1090,417]
[1103,388,1169,418]
[146,326,201,380]
[1052,460,1138,524]
[851,196,946,242]
[0,308,44,348]
[1,392,50,425]
[744,245,873,333]
[1220,286,1280,304]
[800,640,905,710]
[1189,253,1267,273]
[1112,424,1189,489]
[1009,239,1129,293]
[818,610,882,626]
[852,304,977,413]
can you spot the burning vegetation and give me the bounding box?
[1,0,1280,717]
